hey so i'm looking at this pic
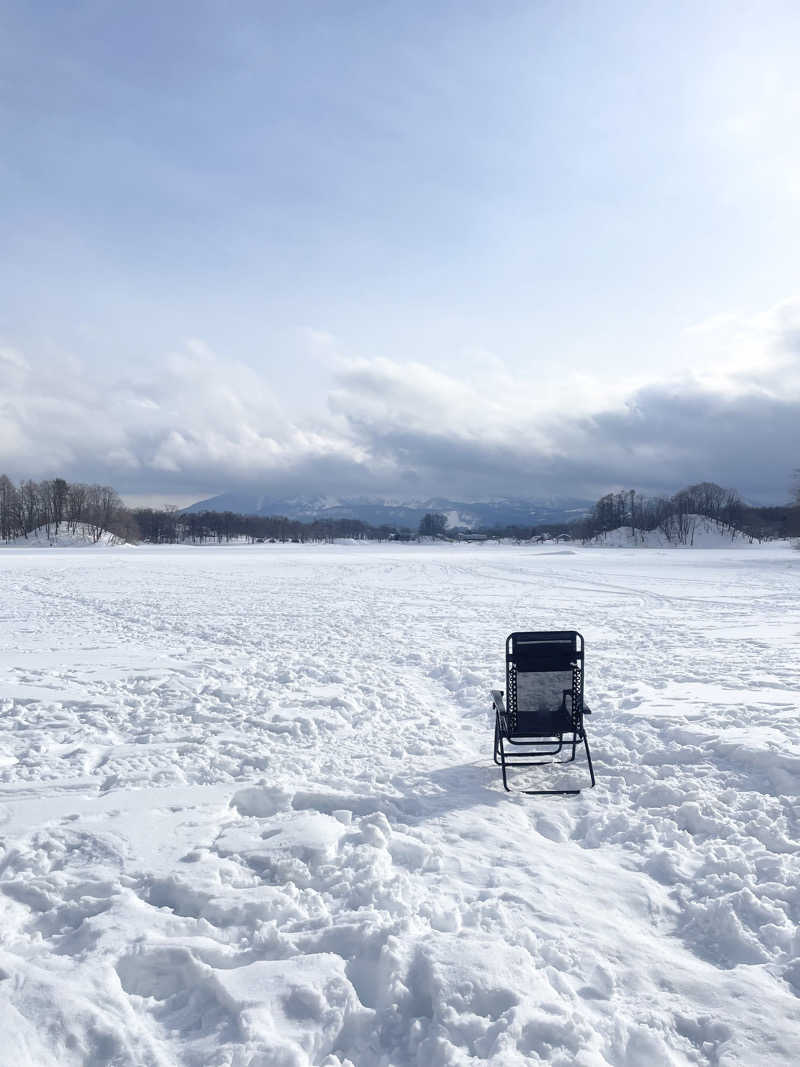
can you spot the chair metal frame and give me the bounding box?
[492,630,595,795]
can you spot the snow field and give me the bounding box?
[0,543,798,1065]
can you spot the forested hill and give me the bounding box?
[571,482,800,543]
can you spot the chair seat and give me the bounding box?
[511,706,574,737]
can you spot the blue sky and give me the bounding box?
[2,1,800,504]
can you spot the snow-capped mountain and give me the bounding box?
[183,493,591,529]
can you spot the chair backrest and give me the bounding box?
[506,631,584,732]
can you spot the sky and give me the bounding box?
[2,0,800,507]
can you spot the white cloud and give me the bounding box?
[681,297,800,391]
[2,298,799,503]
[0,341,358,493]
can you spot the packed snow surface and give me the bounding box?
[1,542,798,1066]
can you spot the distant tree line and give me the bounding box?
[0,475,404,546]
[132,507,399,544]
[130,482,800,546]
[3,475,798,547]
[0,475,137,543]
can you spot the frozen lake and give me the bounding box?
[1,542,799,1065]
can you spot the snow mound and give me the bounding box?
[591,515,774,548]
[4,522,130,547]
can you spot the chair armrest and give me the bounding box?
[491,689,511,734]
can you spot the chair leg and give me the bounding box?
[497,735,511,791]
[583,731,596,788]
[522,787,581,795]
[498,729,595,794]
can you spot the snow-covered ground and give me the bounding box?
[0,542,798,1066]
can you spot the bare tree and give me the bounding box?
[0,475,16,541]
[19,481,39,538]
[66,483,88,533]
[46,478,69,534]
[84,484,125,541]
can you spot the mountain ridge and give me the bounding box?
[183,492,591,529]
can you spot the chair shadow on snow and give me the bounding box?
[389,753,592,826]
[395,761,506,819]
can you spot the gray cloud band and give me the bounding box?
[1,343,797,503]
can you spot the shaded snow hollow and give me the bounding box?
[0,542,798,1065]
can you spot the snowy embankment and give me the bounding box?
[4,522,129,547]
[590,515,771,548]
[589,514,787,549]
[0,543,798,1065]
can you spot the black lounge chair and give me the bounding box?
[492,630,595,795]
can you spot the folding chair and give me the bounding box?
[492,630,595,795]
